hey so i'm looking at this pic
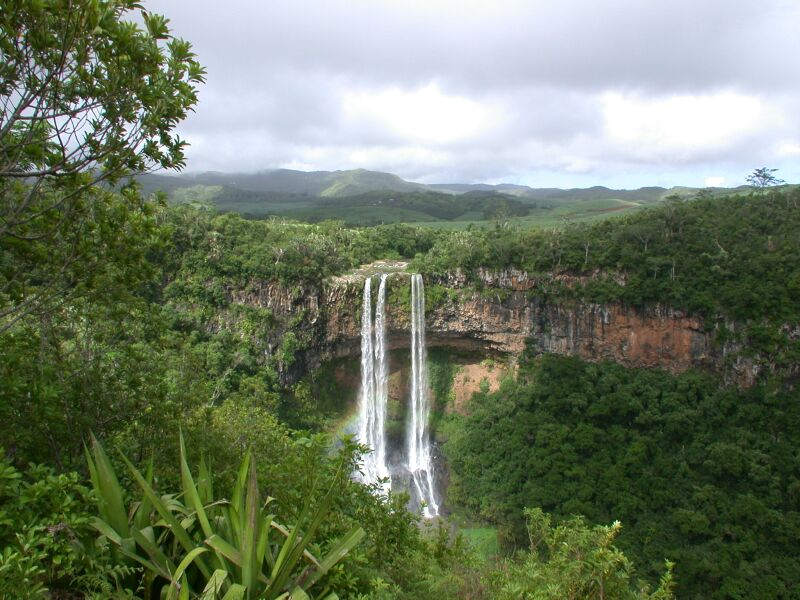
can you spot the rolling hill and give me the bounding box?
[144,168,426,197]
[134,169,762,227]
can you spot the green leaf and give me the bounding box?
[87,435,129,537]
[241,458,260,593]
[168,546,208,600]
[133,458,155,531]
[198,455,213,505]
[119,452,212,578]
[289,587,310,600]
[200,570,229,600]
[256,514,276,572]
[302,526,365,589]
[180,430,225,570]
[271,522,318,568]
[92,522,169,579]
[206,534,242,567]
[221,583,246,600]
[131,526,175,579]
[89,516,123,546]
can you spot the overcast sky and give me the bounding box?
[147,0,800,188]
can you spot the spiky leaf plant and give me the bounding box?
[86,433,364,599]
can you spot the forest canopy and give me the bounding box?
[0,0,205,332]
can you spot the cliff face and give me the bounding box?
[233,268,758,386]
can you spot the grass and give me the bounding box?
[460,526,499,561]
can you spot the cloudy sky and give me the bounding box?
[148,0,800,188]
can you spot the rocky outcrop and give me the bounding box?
[231,267,761,387]
[428,296,711,372]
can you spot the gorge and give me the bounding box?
[233,259,777,523]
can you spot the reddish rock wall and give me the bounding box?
[228,269,758,386]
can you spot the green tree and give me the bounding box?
[745,167,785,190]
[0,0,205,330]
[489,508,674,600]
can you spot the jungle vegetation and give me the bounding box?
[443,353,800,599]
[1,0,796,598]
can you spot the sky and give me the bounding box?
[147,0,800,188]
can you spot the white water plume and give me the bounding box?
[407,273,439,517]
[356,275,391,493]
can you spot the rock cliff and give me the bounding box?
[234,266,760,386]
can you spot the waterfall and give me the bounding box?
[373,274,390,487]
[354,272,439,517]
[407,273,439,517]
[356,275,390,492]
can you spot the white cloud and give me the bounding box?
[704,176,726,187]
[776,142,800,157]
[148,0,800,186]
[341,84,498,145]
[601,91,776,160]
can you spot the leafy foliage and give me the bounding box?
[0,452,134,598]
[488,508,674,600]
[444,353,800,599]
[414,190,800,323]
[0,0,205,330]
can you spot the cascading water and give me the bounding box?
[355,275,391,493]
[407,273,439,517]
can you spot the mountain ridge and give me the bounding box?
[133,168,775,227]
[138,167,743,199]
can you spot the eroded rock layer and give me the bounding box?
[235,268,759,386]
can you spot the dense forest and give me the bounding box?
[443,353,800,599]
[2,1,798,599]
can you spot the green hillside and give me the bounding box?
[7,168,800,599]
[317,168,426,196]
[143,167,425,197]
[137,169,779,229]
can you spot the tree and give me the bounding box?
[0,0,205,330]
[746,167,785,190]
[491,508,674,600]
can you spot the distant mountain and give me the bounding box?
[139,169,711,204]
[427,183,536,196]
[142,168,426,198]
[134,168,763,227]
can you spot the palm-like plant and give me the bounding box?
[86,433,364,599]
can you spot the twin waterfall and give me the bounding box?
[355,273,439,517]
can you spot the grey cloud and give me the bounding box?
[146,0,799,185]
[155,0,799,92]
